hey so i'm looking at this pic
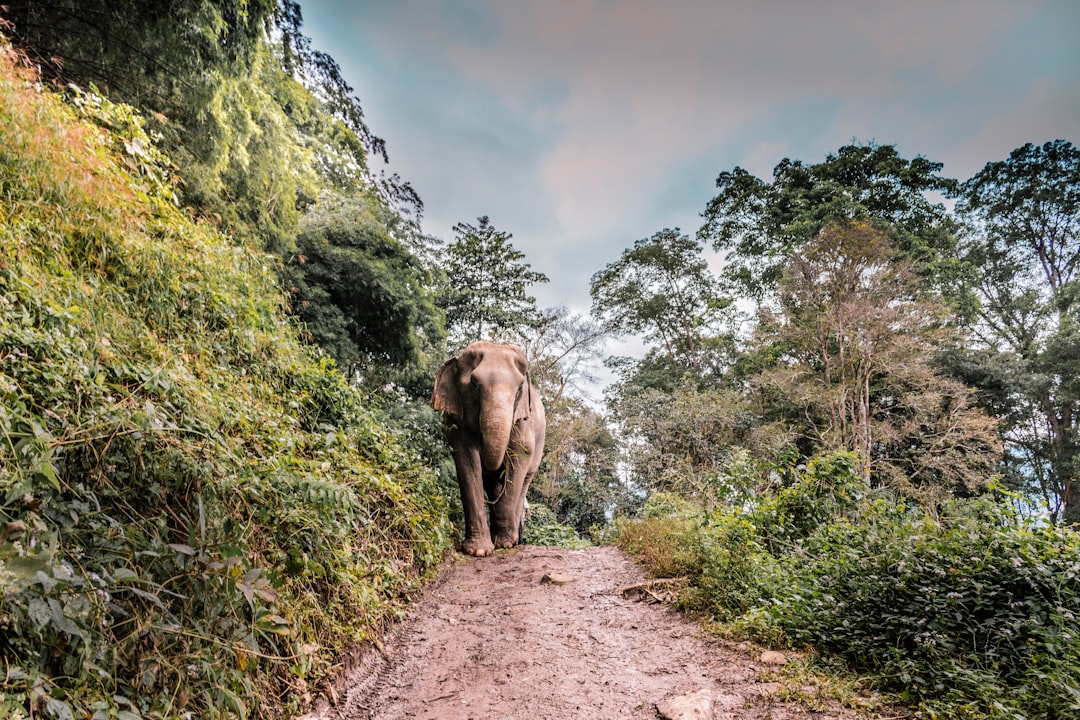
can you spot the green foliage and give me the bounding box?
[0,48,451,718]
[438,215,549,347]
[763,497,1080,719]
[615,451,1080,719]
[2,0,440,383]
[528,396,625,535]
[523,503,590,548]
[699,142,961,301]
[635,491,701,520]
[608,379,761,501]
[282,194,445,391]
[744,221,1002,500]
[954,140,1080,524]
[590,227,735,384]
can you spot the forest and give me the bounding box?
[0,2,1077,719]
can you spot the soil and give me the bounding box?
[301,545,882,720]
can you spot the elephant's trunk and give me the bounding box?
[479,390,514,472]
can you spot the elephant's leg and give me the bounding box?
[491,454,535,549]
[453,442,494,557]
[515,468,539,544]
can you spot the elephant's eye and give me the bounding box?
[469,377,480,389]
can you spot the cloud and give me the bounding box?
[300,0,1080,320]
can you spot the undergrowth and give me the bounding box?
[524,503,590,548]
[0,42,452,719]
[616,453,1080,720]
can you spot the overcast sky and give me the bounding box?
[298,0,1079,362]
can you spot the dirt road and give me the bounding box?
[306,545,876,720]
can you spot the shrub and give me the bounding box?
[615,449,1080,718]
[765,497,1080,718]
[525,503,591,548]
[0,44,452,719]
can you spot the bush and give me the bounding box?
[688,513,783,621]
[525,504,591,548]
[765,497,1080,718]
[615,449,1080,719]
[0,45,452,719]
[636,491,702,520]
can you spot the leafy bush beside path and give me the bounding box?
[618,454,1080,719]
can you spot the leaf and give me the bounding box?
[127,587,166,609]
[219,688,247,720]
[45,698,75,720]
[255,613,291,636]
[167,543,195,556]
[27,597,51,628]
[49,598,82,637]
[5,666,33,681]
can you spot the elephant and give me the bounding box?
[433,341,546,557]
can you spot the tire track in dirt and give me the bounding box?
[302,545,875,720]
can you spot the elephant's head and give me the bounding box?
[432,341,535,471]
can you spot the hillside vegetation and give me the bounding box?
[0,42,450,718]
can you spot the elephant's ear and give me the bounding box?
[514,379,533,423]
[432,357,462,416]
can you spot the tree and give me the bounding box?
[590,228,735,386]
[517,306,608,406]
[698,143,961,303]
[954,140,1080,523]
[529,401,624,534]
[514,308,622,531]
[3,1,422,253]
[749,221,1000,500]
[282,194,445,394]
[438,216,548,347]
[609,379,758,505]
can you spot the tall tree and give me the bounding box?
[2,0,422,251]
[516,308,619,530]
[517,306,608,406]
[698,143,961,304]
[610,378,756,504]
[750,221,1000,500]
[955,140,1080,523]
[438,216,548,347]
[590,228,735,386]
[282,194,445,393]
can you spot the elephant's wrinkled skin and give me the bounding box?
[432,341,546,557]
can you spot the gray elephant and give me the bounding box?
[433,341,546,557]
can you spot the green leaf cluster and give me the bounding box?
[522,503,590,549]
[438,216,549,348]
[617,453,1080,719]
[2,1,441,388]
[0,44,451,719]
[766,498,1080,719]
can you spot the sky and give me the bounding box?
[297,0,1080,380]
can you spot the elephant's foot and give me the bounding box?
[461,537,495,557]
[492,529,520,550]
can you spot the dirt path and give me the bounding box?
[304,545,877,720]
